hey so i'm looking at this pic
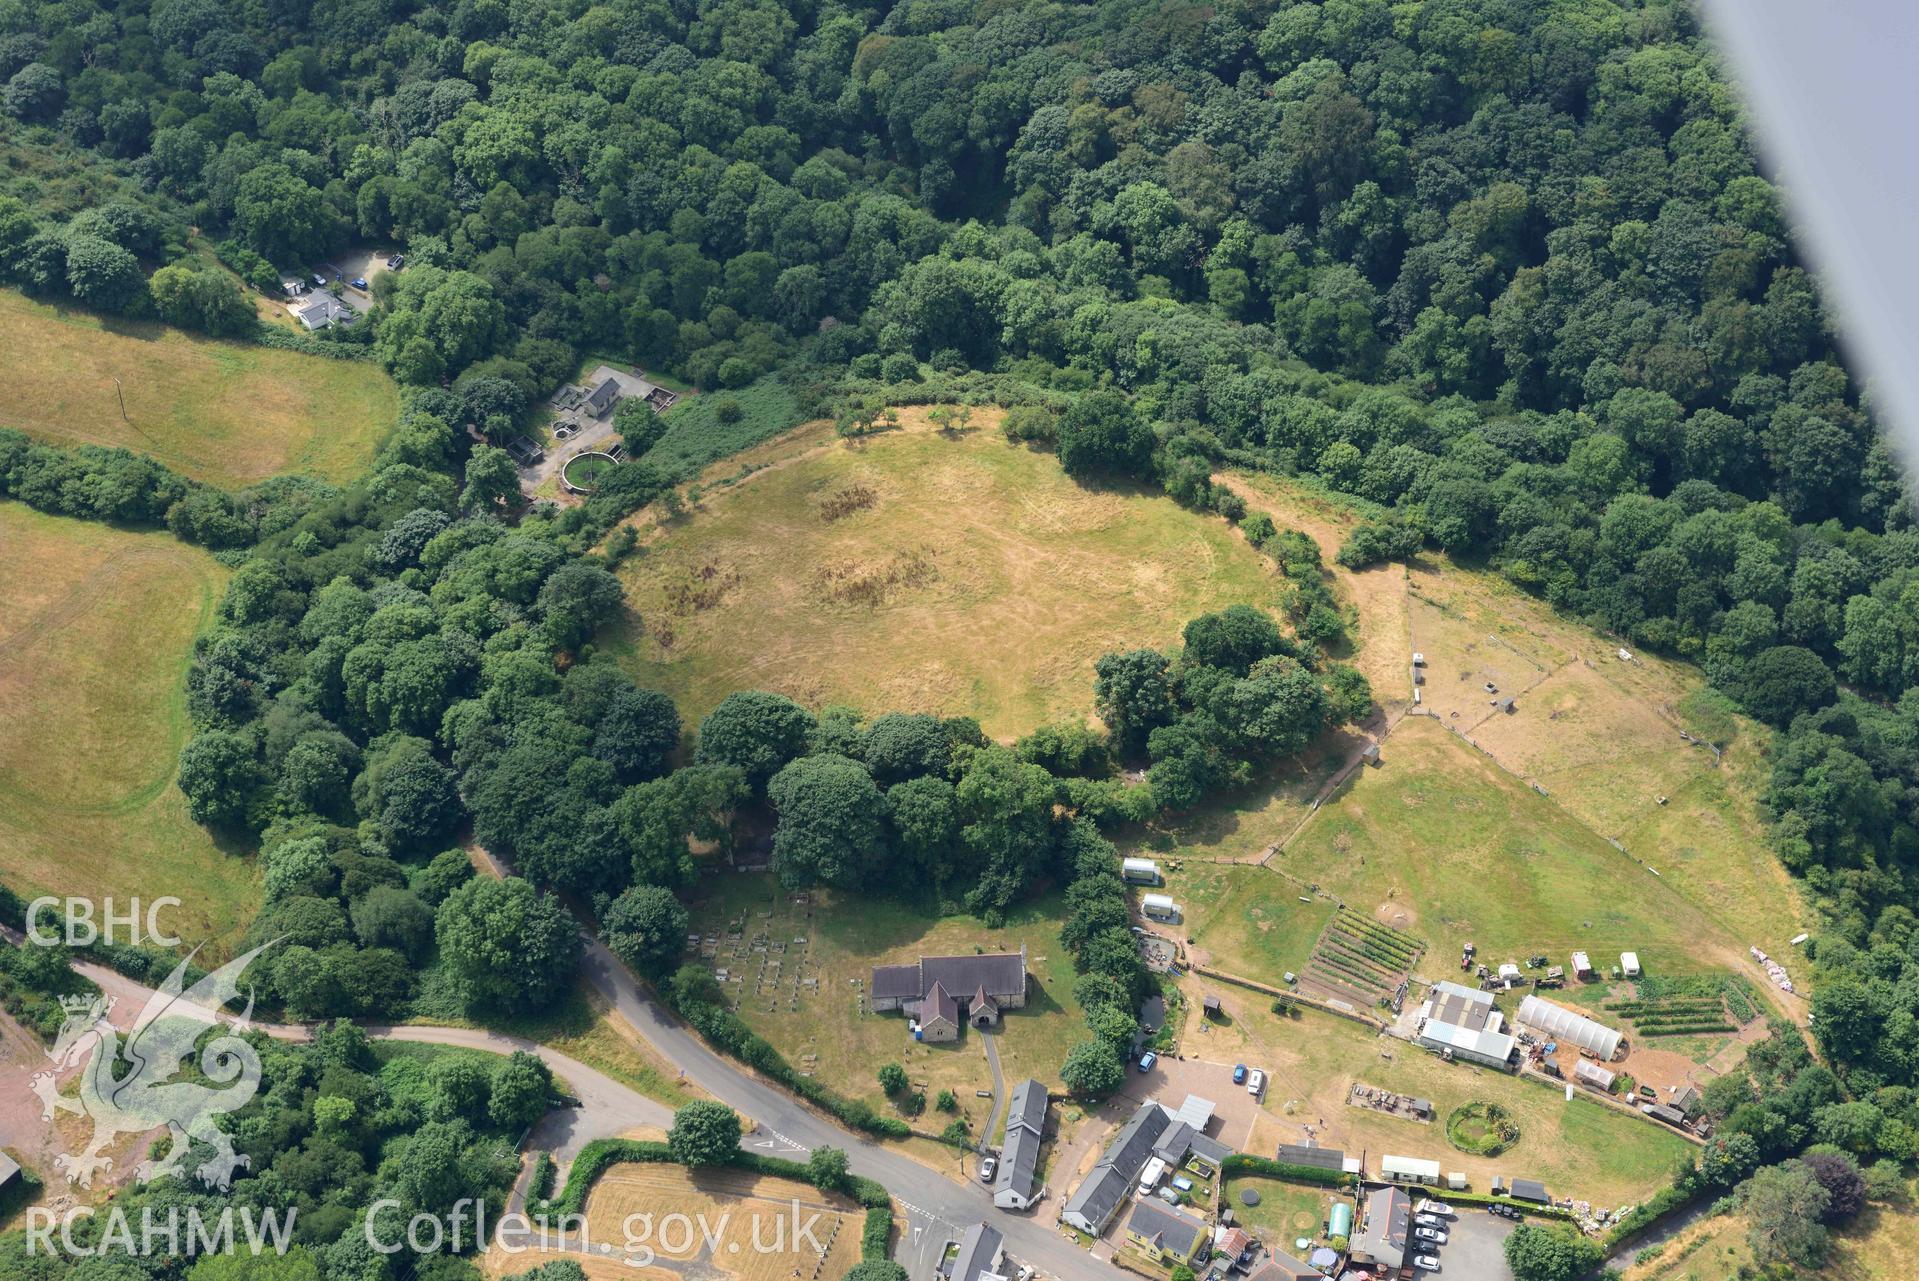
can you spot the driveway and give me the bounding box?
[1421,1207,1516,1280]
[1118,1052,1263,1151]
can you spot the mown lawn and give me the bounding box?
[0,288,396,488]
[1223,1174,1347,1249]
[0,503,258,950]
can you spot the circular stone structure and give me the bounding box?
[561,451,617,492]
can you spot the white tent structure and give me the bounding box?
[1517,994,1624,1060]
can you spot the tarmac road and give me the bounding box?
[42,935,1106,1281]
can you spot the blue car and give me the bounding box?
[1232,1063,1248,1085]
[1138,1051,1158,1073]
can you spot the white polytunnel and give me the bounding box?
[1517,994,1623,1060]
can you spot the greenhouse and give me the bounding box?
[1516,994,1624,1060]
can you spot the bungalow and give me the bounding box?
[947,1223,1005,1281]
[993,1079,1049,1210]
[1123,1200,1209,1265]
[1061,1101,1172,1235]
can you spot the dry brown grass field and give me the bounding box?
[1619,1191,1919,1281]
[608,410,1278,738]
[1196,993,1696,1207]
[684,871,1087,1142]
[0,288,397,488]
[0,503,258,947]
[482,1164,867,1281]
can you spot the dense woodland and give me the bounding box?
[2,0,1919,1275]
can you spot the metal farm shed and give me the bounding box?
[1517,994,1624,1060]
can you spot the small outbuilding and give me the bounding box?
[1570,951,1593,980]
[1574,1060,1616,1092]
[1446,1171,1468,1190]
[1620,951,1642,978]
[1640,1103,1687,1128]
[1202,996,1224,1020]
[1380,1153,1441,1186]
[1361,744,1382,766]
[1142,893,1180,921]
[1507,1178,1550,1204]
[1122,857,1162,884]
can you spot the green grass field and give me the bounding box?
[1274,717,1757,977]
[639,379,803,477]
[609,411,1278,737]
[0,503,258,949]
[1173,864,1335,981]
[0,288,397,489]
[684,871,1087,1133]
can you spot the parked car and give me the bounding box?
[978,1156,997,1183]
[1415,1201,1456,1219]
[310,272,327,288]
[1138,1051,1158,1073]
[350,277,368,290]
[1232,1064,1248,1085]
[1414,1256,1441,1272]
[1416,1214,1448,1230]
[386,253,405,269]
[1245,1069,1265,1097]
[1415,1227,1447,1244]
